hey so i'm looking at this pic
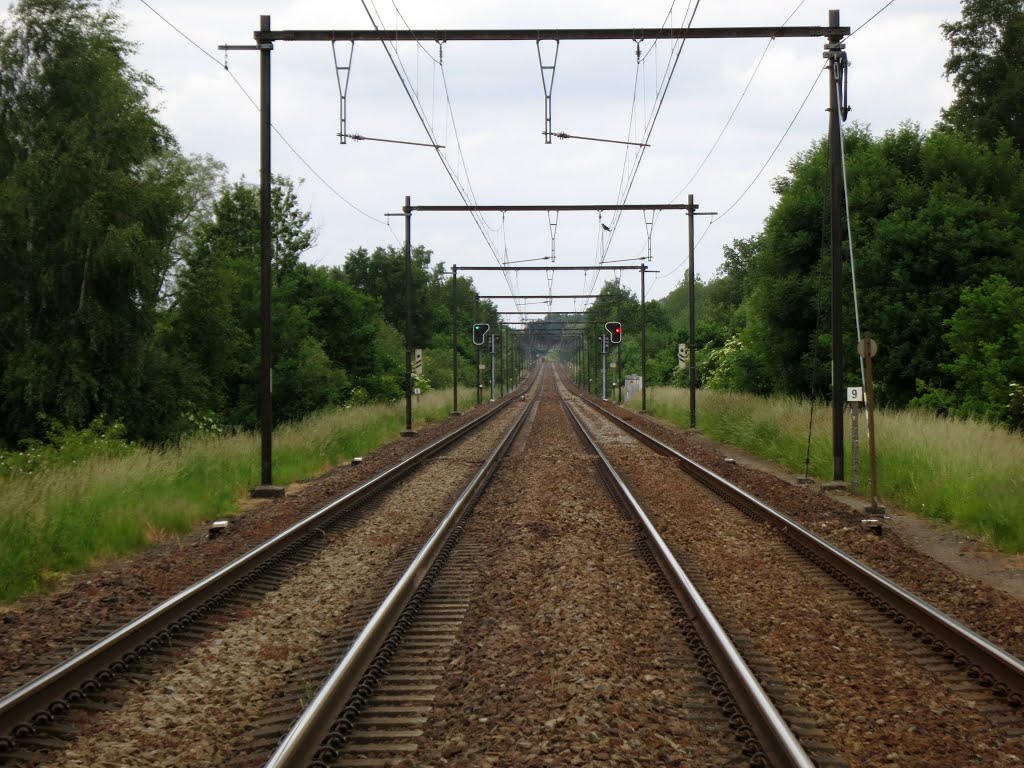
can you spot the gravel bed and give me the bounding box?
[19,401,528,767]
[5,365,1023,766]
[0,399,516,695]
[401,375,741,766]
[587,395,1024,661]
[570,392,1024,766]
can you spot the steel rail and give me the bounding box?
[264,381,541,767]
[556,380,814,768]
[0,378,535,750]
[582,396,1024,708]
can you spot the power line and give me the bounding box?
[670,0,807,202]
[846,1,898,40]
[622,0,806,270]
[696,64,826,248]
[135,0,390,231]
[361,1,522,310]
[584,0,702,300]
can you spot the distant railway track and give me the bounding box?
[1,362,1021,767]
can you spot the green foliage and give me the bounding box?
[934,276,1024,427]
[0,415,132,477]
[0,0,186,447]
[639,387,1024,553]
[0,392,459,603]
[687,122,1024,415]
[942,0,1024,151]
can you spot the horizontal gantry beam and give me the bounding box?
[478,294,603,299]
[458,265,644,271]
[412,204,692,212]
[257,26,848,43]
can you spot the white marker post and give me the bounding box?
[847,386,863,488]
[489,334,496,402]
[600,334,608,401]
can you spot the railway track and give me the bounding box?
[0,371,538,766]
[560,368,1024,767]
[1,362,1022,766]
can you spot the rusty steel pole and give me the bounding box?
[258,15,274,488]
[451,266,459,414]
[641,263,647,413]
[687,193,697,428]
[403,196,415,435]
[828,8,845,481]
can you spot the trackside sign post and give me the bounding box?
[858,334,882,513]
[847,386,864,487]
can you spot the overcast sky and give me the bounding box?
[13,1,962,313]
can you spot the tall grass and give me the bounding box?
[0,391,467,604]
[638,387,1024,554]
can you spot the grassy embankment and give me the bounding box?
[637,387,1024,554]
[0,391,471,604]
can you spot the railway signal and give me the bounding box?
[473,323,489,345]
[606,321,622,344]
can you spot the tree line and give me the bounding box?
[0,0,518,450]
[642,0,1024,430]
[2,0,1021,456]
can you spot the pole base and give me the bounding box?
[450,411,462,416]
[821,481,848,493]
[400,429,418,437]
[250,484,285,499]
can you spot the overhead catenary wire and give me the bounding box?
[670,0,807,203]
[696,63,826,249]
[583,0,702,301]
[846,1,898,40]
[624,0,809,270]
[608,1,702,231]
[135,0,392,233]
[363,0,523,311]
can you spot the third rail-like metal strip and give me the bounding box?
[264,386,540,767]
[582,397,1024,707]
[559,386,815,768]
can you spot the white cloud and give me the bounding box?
[3,0,962,303]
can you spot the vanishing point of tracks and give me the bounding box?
[1,363,1022,766]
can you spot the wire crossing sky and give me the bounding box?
[5,0,957,309]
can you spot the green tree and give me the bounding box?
[166,177,322,429]
[942,0,1024,150]
[0,0,184,446]
[718,123,1024,406]
[342,244,441,346]
[940,275,1024,427]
